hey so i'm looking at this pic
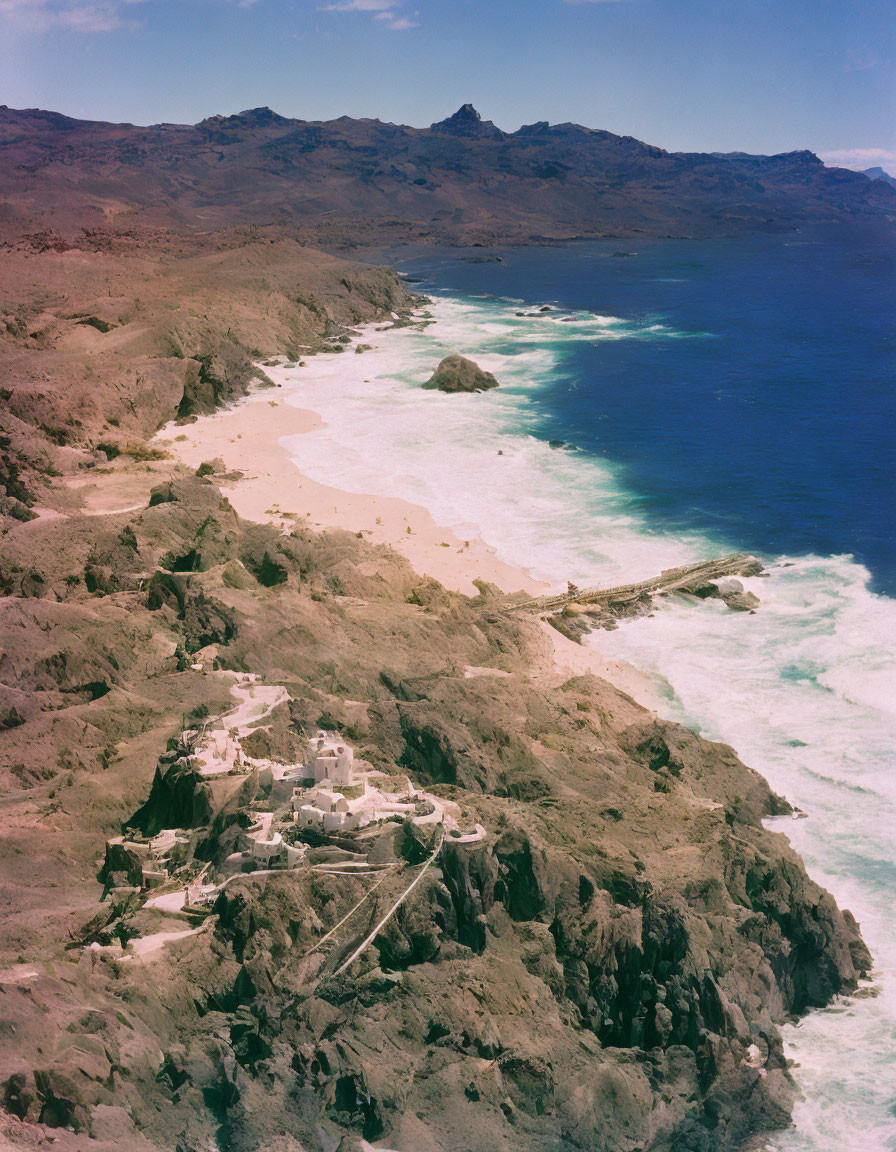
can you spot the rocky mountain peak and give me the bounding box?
[431,104,504,138]
[236,106,292,126]
[195,106,293,133]
[863,166,896,188]
[451,103,481,123]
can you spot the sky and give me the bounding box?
[0,0,894,168]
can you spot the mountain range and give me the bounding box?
[1,102,894,246]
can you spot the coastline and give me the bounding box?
[153,353,663,711]
[4,257,885,1152]
[156,389,546,600]
[151,300,894,1151]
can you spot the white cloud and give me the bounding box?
[374,7,416,27]
[0,0,256,33]
[321,0,417,29]
[324,0,397,8]
[819,147,896,172]
[0,0,129,31]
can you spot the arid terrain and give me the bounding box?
[0,106,882,1151]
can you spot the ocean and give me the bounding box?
[278,229,896,1151]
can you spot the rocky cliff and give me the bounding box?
[0,468,870,1152]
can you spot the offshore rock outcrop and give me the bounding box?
[422,354,500,393]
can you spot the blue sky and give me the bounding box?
[1,0,893,168]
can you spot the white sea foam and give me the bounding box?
[602,556,896,1152]
[277,293,896,1151]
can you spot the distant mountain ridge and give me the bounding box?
[0,102,893,246]
[863,166,896,189]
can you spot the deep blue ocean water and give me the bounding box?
[397,230,896,594]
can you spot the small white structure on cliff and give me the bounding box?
[251,829,284,863]
[295,786,362,832]
[243,812,305,869]
[312,734,355,786]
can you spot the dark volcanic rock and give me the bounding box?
[431,104,505,141]
[422,354,499,393]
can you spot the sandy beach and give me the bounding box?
[149,357,660,709]
[155,391,542,600]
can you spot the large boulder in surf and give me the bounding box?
[422,354,499,393]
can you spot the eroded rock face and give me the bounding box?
[422,354,500,393]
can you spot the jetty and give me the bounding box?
[505,553,760,614]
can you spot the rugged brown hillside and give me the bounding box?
[0,230,415,529]
[0,102,893,248]
[0,468,870,1152]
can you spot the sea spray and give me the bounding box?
[275,287,896,1152]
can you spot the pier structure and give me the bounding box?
[505,553,761,614]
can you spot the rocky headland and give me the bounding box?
[0,438,872,1152]
[0,230,416,534]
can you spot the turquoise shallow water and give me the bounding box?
[277,236,895,1149]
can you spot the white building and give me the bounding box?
[296,804,320,828]
[295,786,362,832]
[311,734,355,786]
[244,824,305,869]
[284,843,306,868]
[251,830,283,863]
[326,809,360,832]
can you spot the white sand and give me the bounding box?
[156,393,543,600]
[153,363,659,710]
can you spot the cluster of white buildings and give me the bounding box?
[292,730,429,834]
[103,699,486,953]
[294,732,363,831]
[295,786,361,832]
